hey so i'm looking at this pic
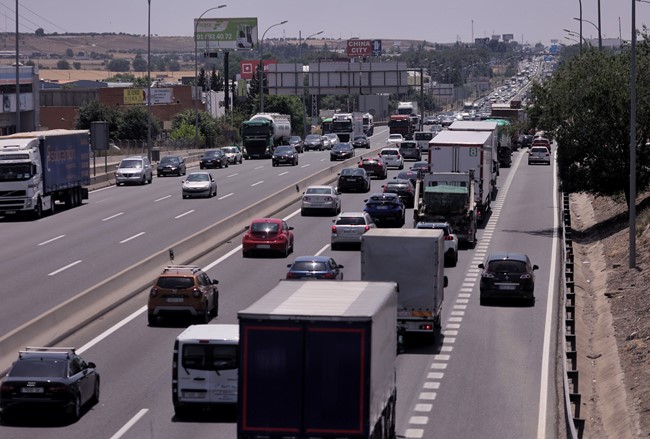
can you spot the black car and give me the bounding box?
[337,167,371,193]
[286,255,344,280]
[519,134,534,149]
[157,155,187,177]
[410,161,430,174]
[330,143,355,161]
[358,157,388,179]
[288,136,304,153]
[199,149,229,169]
[396,169,425,188]
[382,178,416,208]
[478,253,539,306]
[352,134,371,149]
[304,134,324,151]
[363,193,406,227]
[272,145,299,166]
[0,347,100,421]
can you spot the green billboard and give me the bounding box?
[194,17,258,51]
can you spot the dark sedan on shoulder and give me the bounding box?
[199,149,229,169]
[352,134,371,149]
[479,252,538,306]
[272,145,299,166]
[337,167,371,193]
[330,143,355,161]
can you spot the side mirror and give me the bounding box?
[87,362,96,369]
[244,225,250,230]
[478,263,485,269]
[338,264,345,268]
[533,264,539,270]
[287,264,292,268]
[212,279,219,284]
[288,226,295,230]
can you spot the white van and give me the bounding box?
[172,324,239,416]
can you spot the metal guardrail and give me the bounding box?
[561,192,585,438]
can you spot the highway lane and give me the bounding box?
[0,127,389,334]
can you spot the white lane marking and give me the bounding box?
[414,404,433,412]
[404,429,424,438]
[154,195,172,202]
[38,234,65,246]
[278,171,289,176]
[301,164,311,168]
[203,245,243,271]
[537,150,559,438]
[175,210,194,219]
[315,244,330,256]
[423,382,440,390]
[419,392,437,400]
[443,337,456,344]
[251,181,264,187]
[227,173,239,178]
[428,372,444,379]
[433,354,450,361]
[78,306,146,354]
[218,193,234,200]
[254,166,264,170]
[109,408,149,439]
[440,346,453,352]
[120,232,145,243]
[430,363,447,370]
[447,323,461,329]
[410,416,429,425]
[48,260,82,276]
[102,212,124,221]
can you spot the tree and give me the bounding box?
[171,109,219,148]
[75,100,121,136]
[107,58,130,72]
[132,54,147,72]
[57,59,71,70]
[65,48,74,58]
[35,28,45,37]
[73,62,81,70]
[116,106,160,140]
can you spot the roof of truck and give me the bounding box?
[0,129,89,139]
[448,120,498,131]
[176,324,239,343]
[424,185,468,194]
[429,129,492,146]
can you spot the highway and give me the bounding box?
[0,133,562,438]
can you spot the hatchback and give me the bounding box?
[221,146,243,164]
[115,156,153,185]
[331,212,376,249]
[242,218,294,257]
[321,136,332,150]
[387,134,404,145]
[528,146,551,165]
[157,155,186,177]
[286,256,344,280]
[352,134,370,149]
[304,134,324,151]
[415,222,459,267]
[200,149,229,169]
[272,145,299,166]
[324,133,340,148]
[363,193,406,227]
[288,136,304,153]
[399,141,421,161]
[330,143,355,161]
[337,167,371,193]
[382,178,416,208]
[478,253,538,305]
[359,157,388,179]
[301,185,342,216]
[182,172,217,198]
[379,148,404,169]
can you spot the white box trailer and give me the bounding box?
[428,129,494,223]
[361,228,445,338]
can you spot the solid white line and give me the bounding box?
[537,151,558,438]
[175,210,194,219]
[120,232,145,243]
[38,234,65,246]
[278,171,289,176]
[154,195,172,202]
[78,306,147,354]
[102,212,124,221]
[218,193,233,200]
[48,260,82,276]
[203,245,244,272]
[109,408,149,439]
[251,181,264,187]
[315,243,330,256]
[301,164,311,168]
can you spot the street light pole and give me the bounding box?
[573,17,601,50]
[259,20,288,113]
[15,0,19,132]
[300,30,323,137]
[597,0,602,50]
[578,0,583,53]
[194,5,227,149]
[147,0,152,162]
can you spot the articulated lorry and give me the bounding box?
[388,115,414,140]
[241,113,291,159]
[238,280,397,439]
[362,112,374,136]
[331,112,364,142]
[0,129,90,218]
[428,129,494,223]
[361,228,445,341]
[413,171,477,246]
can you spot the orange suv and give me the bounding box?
[147,265,219,326]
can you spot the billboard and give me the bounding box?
[347,39,373,57]
[194,17,258,51]
[240,60,277,80]
[502,34,514,42]
[123,88,173,105]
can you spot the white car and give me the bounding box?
[331,212,376,249]
[379,147,404,170]
[415,221,459,267]
[324,133,340,147]
[182,171,217,198]
[387,134,404,145]
[301,185,342,216]
[221,146,243,164]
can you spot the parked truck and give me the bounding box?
[361,228,445,341]
[238,280,397,439]
[428,129,494,223]
[413,171,477,246]
[241,113,291,159]
[0,129,90,218]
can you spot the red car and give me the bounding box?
[242,218,294,257]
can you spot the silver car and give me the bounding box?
[221,146,243,164]
[301,185,341,216]
[182,172,217,198]
[115,156,153,185]
[331,212,376,249]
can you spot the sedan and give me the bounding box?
[379,147,404,169]
[301,185,342,216]
[288,136,304,153]
[331,211,376,249]
[382,178,415,208]
[410,161,431,174]
[272,145,299,166]
[363,193,406,227]
[221,146,243,164]
[304,134,324,151]
[182,172,217,198]
[478,252,538,305]
[352,134,370,149]
[337,167,371,193]
[528,146,551,165]
[242,218,294,257]
[286,255,344,280]
[397,169,425,188]
[415,221,459,267]
[387,133,404,145]
[330,143,355,161]
[358,157,388,179]
[157,155,186,177]
[199,149,229,169]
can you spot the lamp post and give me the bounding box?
[259,20,288,113]
[147,0,152,162]
[299,30,323,137]
[563,29,589,46]
[15,0,19,132]
[577,0,583,53]
[194,5,227,149]
[573,16,601,50]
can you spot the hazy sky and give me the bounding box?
[4,0,648,46]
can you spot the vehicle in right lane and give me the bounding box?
[330,211,376,249]
[382,178,415,208]
[363,193,406,227]
[242,218,294,257]
[379,147,404,169]
[358,156,388,179]
[528,146,551,165]
[182,171,217,198]
[478,252,538,305]
[352,134,370,149]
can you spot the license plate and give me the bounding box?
[341,229,356,234]
[377,206,389,210]
[257,244,271,249]
[182,391,205,398]
[21,387,44,393]
[345,178,356,181]
[496,284,517,290]
[6,210,16,214]
[166,297,184,303]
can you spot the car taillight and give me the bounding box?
[286,272,299,279]
[364,225,370,231]
[520,273,532,279]
[48,383,68,393]
[0,382,16,393]
[192,288,201,298]
[444,235,454,240]
[322,273,336,279]
[150,287,158,297]
[406,186,412,192]
[332,226,337,233]
[377,162,383,167]
[396,154,401,158]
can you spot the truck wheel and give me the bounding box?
[33,198,43,219]
[147,314,157,326]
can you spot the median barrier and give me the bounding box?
[0,150,379,372]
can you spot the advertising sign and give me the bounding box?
[346,39,373,57]
[194,17,258,51]
[240,60,277,80]
[123,88,173,105]
[502,34,514,42]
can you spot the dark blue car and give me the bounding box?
[286,256,344,280]
[363,193,406,227]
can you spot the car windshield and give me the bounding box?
[369,195,398,202]
[341,168,365,176]
[305,135,320,141]
[160,157,180,164]
[274,146,293,154]
[306,187,332,195]
[290,137,301,142]
[250,222,280,233]
[291,261,327,271]
[381,150,399,155]
[186,173,210,182]
[354,136,367,141]
[156,276,195,289]
[119,159,142,169]
[182,344,238,371]
[336,216,366,225]
[10,359,67,378]
[333,144,352,151]
[487,260,527,273]
[222,147,237,153]
[204,150,222,157]
[400,143,417,149]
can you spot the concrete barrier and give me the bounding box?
[0,150,380,372]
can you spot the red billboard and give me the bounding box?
[346,39,373,57]
[239,60,277,80]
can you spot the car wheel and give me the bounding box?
[225,162,229,168]
[70,393,81,422]
[148,175,152,184]
[480,295,489,306]
[200,164,204,169]
[399,163,404,170]
[90,378,100,406]
[452,251,458,267]
[301,209,307,216]
[141,176,146,185]
[157,173,162,178]
[242,250,250,258]
[199,304,210,324]
[147,313,157,326]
